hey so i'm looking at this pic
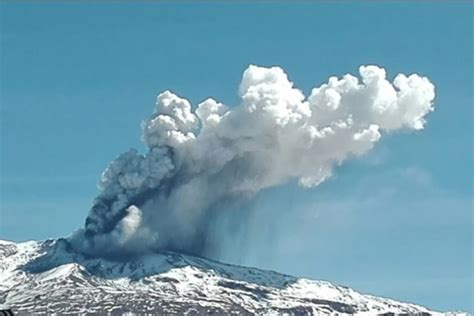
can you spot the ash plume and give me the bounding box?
[71,65,435,257]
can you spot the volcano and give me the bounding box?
[0,239,465,315]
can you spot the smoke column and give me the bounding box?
[71,65,435,257]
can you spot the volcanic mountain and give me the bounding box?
[0,239,465,315]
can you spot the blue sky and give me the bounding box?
[1,2,472,312]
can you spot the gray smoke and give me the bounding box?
[71,64,435,257]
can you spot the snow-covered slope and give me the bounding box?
[0,239,466,315]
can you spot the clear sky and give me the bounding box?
[1,2,472,312]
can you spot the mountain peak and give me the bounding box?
[0,239,467,315]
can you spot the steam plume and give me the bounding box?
[72,65,435,257]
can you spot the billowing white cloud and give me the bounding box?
[73,64,435,257]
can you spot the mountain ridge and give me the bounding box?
[0,239,467,315]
